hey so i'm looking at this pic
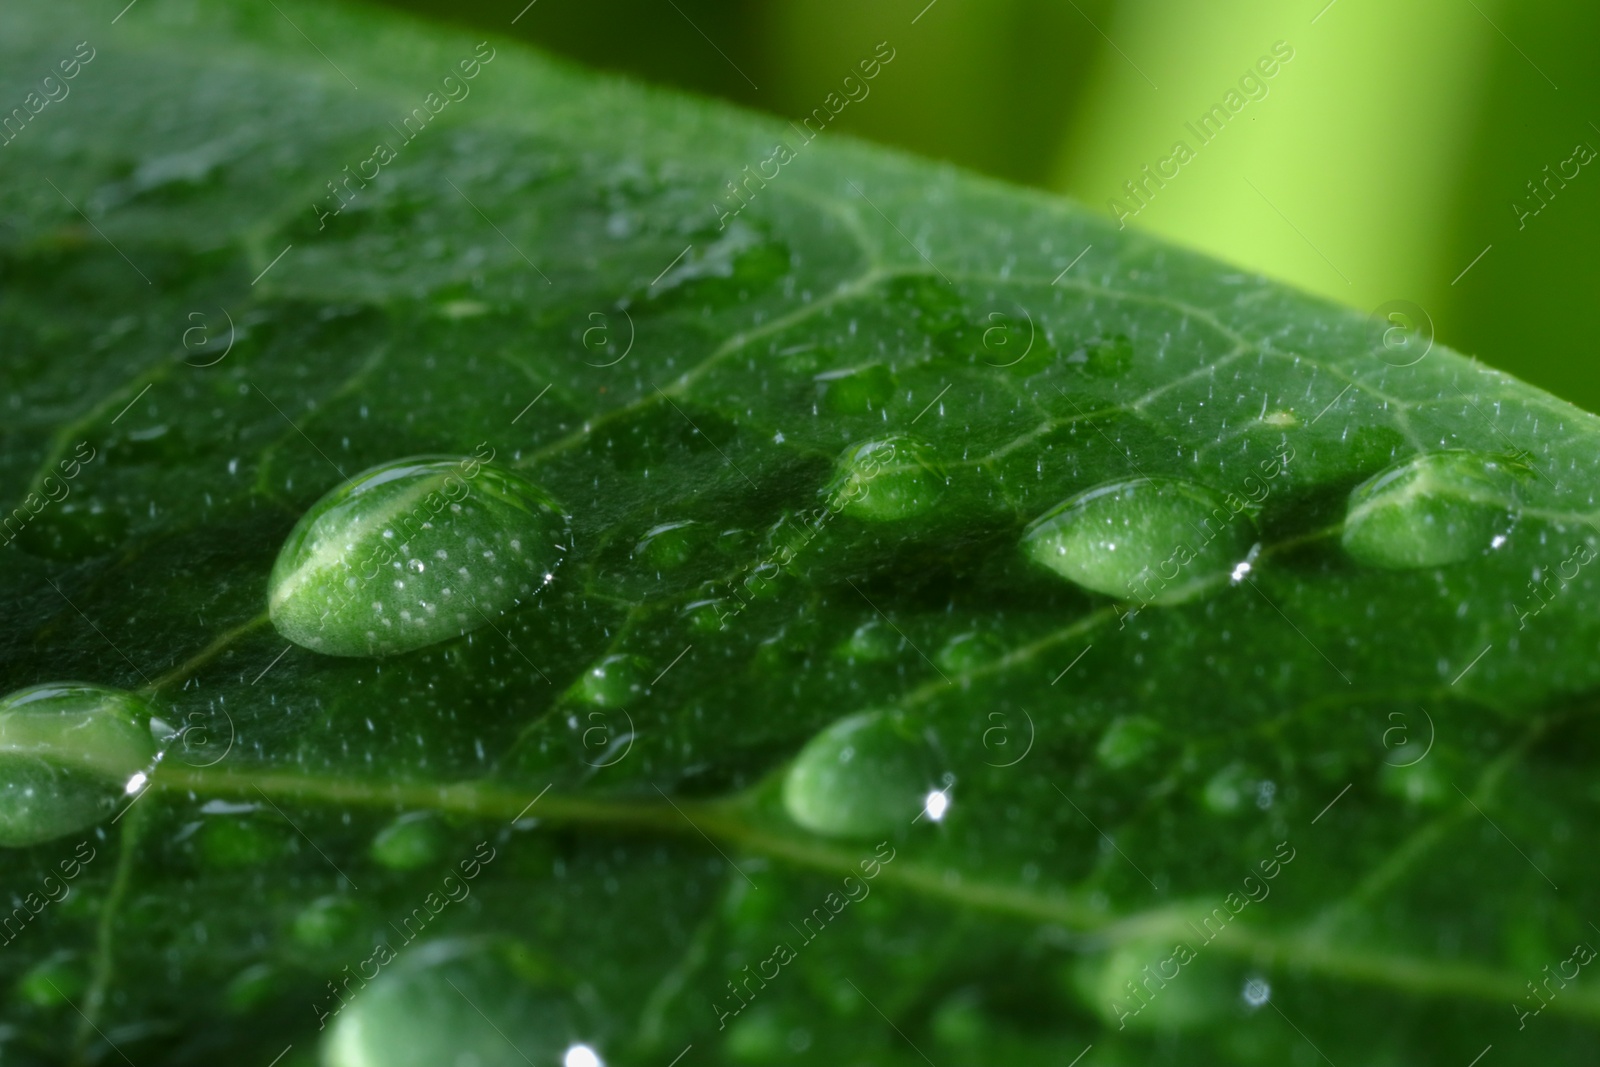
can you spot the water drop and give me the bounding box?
[268,456,568,657]
[1242,977,1271,1007]
[1341,451,1519,569]
[1201,763,1255,815]
[816,364,896,415]
[1095,716,1161,770]
[1380,756,1450,807]
[0,683,156,848]
[824,436,945,521]
[1022,478,1255,604]
[1073,939,1222,1031]
[19,953,84,1008]
[323,940,581,1067]
[1066,332,1133,377]
[783,710,933,837]
[370,811,445,870]
[13,499,128,562]
[835,620,900,662]
[198,817,283,868]
[571,654,644,706]
[292,895,363,950]
[935,631,1004,673]
[633,520,701,569]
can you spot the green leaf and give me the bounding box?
[3,2,1598,1064]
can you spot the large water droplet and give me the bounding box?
[783,710,934,837]
[0,683,156,848]
[1341,451,1519,569]
[825,436,945,521]
[1073,938,1229,1032]
[322,940,582,1067]
[1022,478,1254,604]
[268,456,568,657]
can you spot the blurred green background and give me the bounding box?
[380,0,1600,411]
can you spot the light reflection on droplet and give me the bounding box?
[923,790,950,822]
[123,772,148,795]
[564,1044,603,1067]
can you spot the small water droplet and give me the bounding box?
[268,456,568,657]
[1065,333,1133,377]
[571,654,645,706]
[1095,716,1161,769]
[935,631,1004,673]
[783,710,934,837]
[198,816,283,868]
[816,365,896,415]
[1202,762,1255,815]
[1242,977,1271,1007]
[1341,451,1519,569]
[825,436,945,521]
[835,619,900,662]
[1022,477,1255,604]
[18,954,85,1008]
[0,683,156,847]
[292,895,364,951]
[633,520,701,569]
[370,811,445,870]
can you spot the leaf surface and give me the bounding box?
[2,3,1598,1063]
